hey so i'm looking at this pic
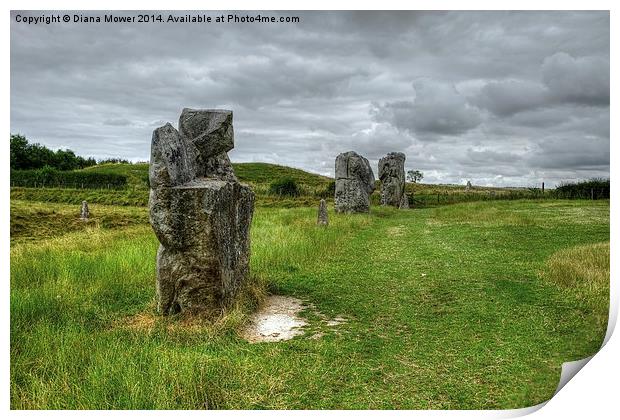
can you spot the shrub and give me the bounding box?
[268,177,300,197]
[554,178,609,199]
[318,181,336,198]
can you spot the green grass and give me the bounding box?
[10,200,149,244]
[81,162,150,188]
[540,241,609,334]
[11,187,150,207]
[11,162,334,207]
[13,162,563,209]
[10,199,609,409]
[78,162,332,190]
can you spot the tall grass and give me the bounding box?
[11,200,610,409]
[540,242,610,334]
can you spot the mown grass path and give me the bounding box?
[10,200,609,409]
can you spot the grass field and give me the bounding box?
[10,197,609,409]
[11,161,549,210]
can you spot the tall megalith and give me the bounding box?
[149,108,255,316]
[379,152,405,207]
[334,151,375,213]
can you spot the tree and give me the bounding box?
[10,134,98,170]
[407,170,424,183]
[10,134,29,169]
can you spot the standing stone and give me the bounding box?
[466,180,472,191]
[149,108,255,317]
[80,201,89,220]
[379,152,406,207]
[334,151,375,213]
[399,194,410,209]
[317,199,329,226]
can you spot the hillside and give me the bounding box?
[78,162,527,192]
[80,162,332,190]
[13,162,553,208]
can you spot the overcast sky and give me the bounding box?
[11,11,609,186]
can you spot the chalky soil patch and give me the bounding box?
[242,295,308,342]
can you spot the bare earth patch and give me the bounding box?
[242,295,308,342]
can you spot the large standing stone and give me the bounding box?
[334,151,375,213]
[379,152,406,207]
[317,199,329,226]
[466,180,472,191]
[149,108,255,316]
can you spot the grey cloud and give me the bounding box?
[103,118,133,126]
[472,52,609,118]
[473,80,548,116]
[542,52,609,106]
[10,10,609,187]
[372,79,483,137]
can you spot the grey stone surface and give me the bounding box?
[80,201,89,220]
[334,151,375,213]
[466,180,472,191]
[149,108,254,316]
[317,199,329,225]
[379,152,406,207]
[399,194,410,209]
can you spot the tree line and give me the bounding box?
[10,134,130,171]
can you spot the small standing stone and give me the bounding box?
[466,181,472,191]
[399,194,410,209]
[317,199,329,225]
[80,201,89,220]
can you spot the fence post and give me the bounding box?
[542,182,545,195]
[591,188,594,200]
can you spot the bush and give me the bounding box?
[10,167,127,189]
[318,181,336,198]
[554,178,609,199]
[268,177,300,197]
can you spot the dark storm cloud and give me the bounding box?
[10,10,609,186]
[372,79,483,136]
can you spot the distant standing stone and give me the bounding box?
[334,151,375,213]
[80,201,89,220]
[379,152,405,207]
[466,181,472,191]
[317,199,329,225]
[399,194,410,209]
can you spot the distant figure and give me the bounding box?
[466,181,472,191]
[80,201,89,220]
[317,199,329,226]
[399,194,410,209]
